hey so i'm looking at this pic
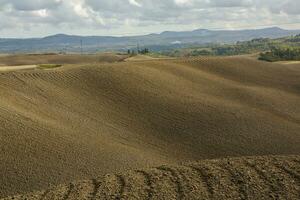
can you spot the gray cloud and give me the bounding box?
[0,0,61,11]
[209,0,253,7]
[0,0,299,37]
[281,1,300,15]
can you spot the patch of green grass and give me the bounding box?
[38,64,62,69]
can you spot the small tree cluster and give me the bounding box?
[139,48,149,54]
[127,49,137,56]
[287,34,300,42]
[127,48,150,55]
[259,47,300,62]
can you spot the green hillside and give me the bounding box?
[162,34,300,61]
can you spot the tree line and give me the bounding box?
[259,47,300,62]
[127,48,150,55]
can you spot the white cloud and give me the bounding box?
[0,0,300,37]
[174,0,193,6]
[72,0,89,18]
[0,0,62,11]
[31,9,49,17]
[128,0,142,7]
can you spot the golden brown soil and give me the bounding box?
[124,54,171,62]
[0,56,299,197]
[0,53,127,66]
[2,155,300,200]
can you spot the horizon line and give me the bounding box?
[1,24,300,39]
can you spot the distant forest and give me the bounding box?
[259,47,300,62]
[162,34,300,62]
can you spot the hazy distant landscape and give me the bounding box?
[1,0,300,199]
[1,27,299,53]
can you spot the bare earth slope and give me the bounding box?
[0,53,127,66]
[3,155,300,200]
[0,57,300,197]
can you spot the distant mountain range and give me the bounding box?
[0,27,299,53]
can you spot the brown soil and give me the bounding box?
[2,155,300,200]
[0,56,299,197]
[0,53,127,66]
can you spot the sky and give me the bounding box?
[0,0,300,38]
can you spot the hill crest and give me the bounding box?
[0,27,299,53]
[2,155,300,200]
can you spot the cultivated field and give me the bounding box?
[0,55,299,198]
[0,53,128,66]
[3,155,300,200]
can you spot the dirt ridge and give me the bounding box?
[2,155,300,200]
[0,57,299,197]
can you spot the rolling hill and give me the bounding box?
[0,56,300,197]
[0,53,128,66]
[0,27,299,53]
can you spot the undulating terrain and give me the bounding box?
[0,55,300,198]
[3,155,300,200]
[0,53,128,66]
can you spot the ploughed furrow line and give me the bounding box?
[244,157,296,199]
[134,170,154,200]
[65,181,95,200]
[4,155,299,200]
[137,167,179,199]
[221,158,272,199]
[271,158,300,198]
[155,166,185,199]
[93,174,124,200]
[5,69,90,100]
[217,159,249,199]
[0,74,27,89]
[189,161,241,199]
[172,165,211,200]
[186,165,213,199]
[115,175,126,199]
[120,170,152,199]
[273,158,300,189]
[89,179,101,200]
[243,159,281,198]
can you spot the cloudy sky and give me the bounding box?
[0,0,300,38]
